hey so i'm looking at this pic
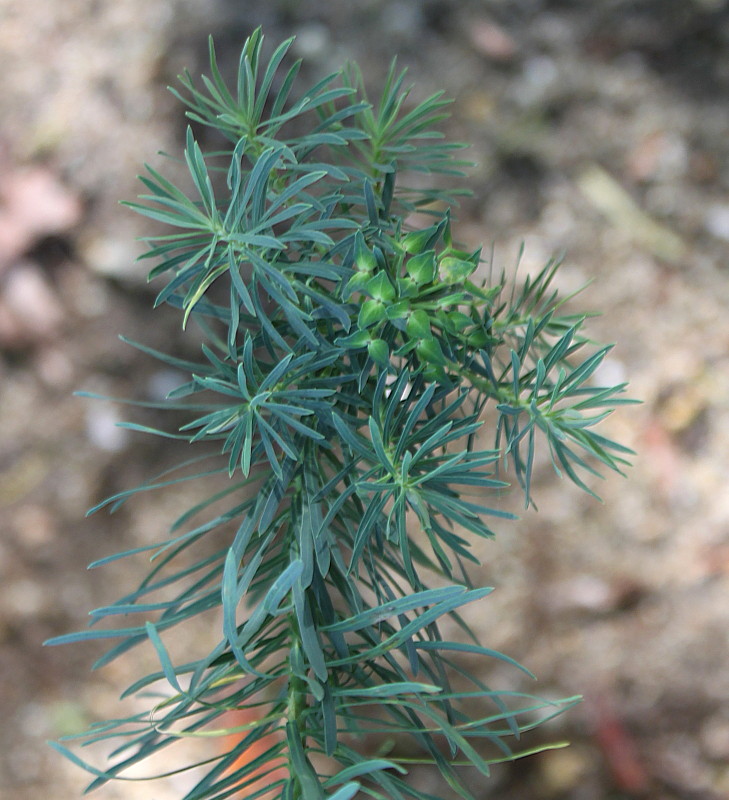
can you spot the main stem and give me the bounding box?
[287,631,309,799]
[286,467,309,799]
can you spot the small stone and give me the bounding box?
[147,369,186,401]
[382,1,423,39]
[593,357,628,388]
[704,204,729,242]
[522,55,559,93]
[469,19,518,62]
[0,261,64,347]
[35,346,75,388]
[2,578,47,617]
[12,504,58,548]
[85,403,129,452]
[653,734,709,792]
[550,575,614,614]
[700,716,729,761]
[81,232,146,279]
[627,131,688,182]
[0,167,81,266]
[291,23,330,60]
[18,701,52,738]
[538,746,592,794]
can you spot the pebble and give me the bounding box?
[654,734,711,792]
[700,715,729,761]
[146,369,187,401]
[514,55,560,108]
[0,166,81,267]
[0,261,64,348]
[704,204,729,241]
[12,504,58,548]
[537,746,592,794]
[548,574,615,614]
[593,357,628,388]
[290,22,330,60]
[5,741,42,782]
[469,18,518,63]
[2,579,47,617]
[627,131,689,182]
[84,403,129,452]
[35,346,75,388]
[382,1,424,40]
[81,232,146,279]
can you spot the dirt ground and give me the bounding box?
[1,1,729,798]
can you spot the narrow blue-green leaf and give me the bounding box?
[510,349,521,399]
[221,547,241,647]
[332,413,373,460]
[334,682,441,698]
[123,202,210,229]
[47,741,117,783]
[294,580,328,682]
[349,493,388,573]
[364,179,379,225]
[414,640,535,678]
[329,587,494,666]
[327,782,361,800]
[115,422,190,440]
[323,585,468,633]
[267,170,327,214]
[368,417,392,469]
[144,622,182,692]
[286,721,325,799]
[324,759,407,786]
[322,680,337,757]
[262,559,303,613]
[253,35,296,119]
[184,127,216,216]
[395,382,436,458]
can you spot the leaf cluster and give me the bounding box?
[47,29,633,800]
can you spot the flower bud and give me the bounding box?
[438,255,477,285]
[406,250,436,285]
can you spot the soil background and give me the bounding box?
[1,1,729,799]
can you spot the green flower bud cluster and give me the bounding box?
[337,215,497,380]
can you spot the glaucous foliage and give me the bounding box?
[47,29,633,800]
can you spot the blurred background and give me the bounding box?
[1,0,729,798]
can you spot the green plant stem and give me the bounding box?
[287,634,309,800]
[287,469,309,798]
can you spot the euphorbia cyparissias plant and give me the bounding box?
[46,29,634,800]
